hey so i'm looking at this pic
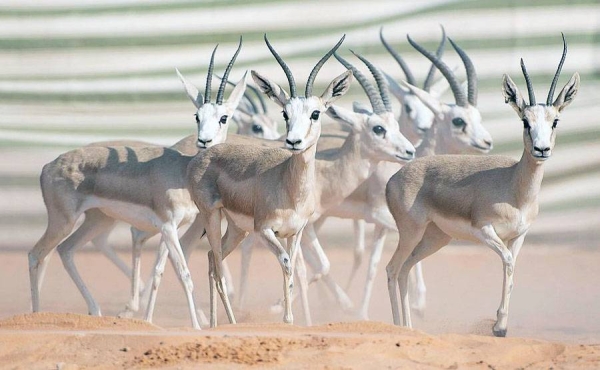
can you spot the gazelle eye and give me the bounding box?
[372,125,386,136]
[194,114,199,123]
[219,115,228,124]
[252,124,263,134]
[404,104,412,114]
[552,119,559,129]
[522,118,530,129]
[282,111,289,121]
[452,118,466,127]
[311,110,320,120]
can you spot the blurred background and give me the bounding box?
[0,0,598,341]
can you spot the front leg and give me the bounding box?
[259,229,294,324]
[476,225,518,337]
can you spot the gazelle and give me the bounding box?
[28,39,248,329]
[232,82,281,140]
[184,34,352,326]
[236,50,417,321]
[385,35,579,337]
[316,31,493,320]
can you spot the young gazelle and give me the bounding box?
[28,40,248,329]
[385,35,579,337]
[186,35,352,326]
[317,32,493,320]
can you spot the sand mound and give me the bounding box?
[0,312,161,331]
[129,336,328,367]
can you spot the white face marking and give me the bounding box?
[363,112,415,162]
[440,104,493,154]
[522,105,558,161]
[283,97,324,152]
[196,103,232,148]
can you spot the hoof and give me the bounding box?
[117,310,134,319]
[493,327,507,337]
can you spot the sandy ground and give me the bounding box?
[1,228,599,368]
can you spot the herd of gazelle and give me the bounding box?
[28,27,579,337]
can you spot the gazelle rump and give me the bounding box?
[385,35,579,337]
[186,35,352,326]
[28,39,248,329]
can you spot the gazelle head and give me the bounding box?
[327,52,415,162]
[252,35,353,153]
[380,26,448,144]
[176,37,248,149]
[231,83,281,140]
[403,33,493,155]
[502,34,579,161]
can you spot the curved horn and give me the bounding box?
[204,44,218,104]
[520,58,536,106]
[264,34,297,98]
[216,74,259,113]
[448,37,478,106]
[547,33,568,105]
[305,34,345,97]
[351,50,393,112]
[423,25,446,92]
[334,52,386,114]
[408,34,467,107]
[380,27,416,86]
[216,36,242,104]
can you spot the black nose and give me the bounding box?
[198,138,212,145]
[484,139,493,148]
[534,146,550,153]
[286,139,302,146]
[405,150,415,158]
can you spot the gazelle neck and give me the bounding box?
[284,142,318,204]
[513,148,546,208]
[416,122,438,158]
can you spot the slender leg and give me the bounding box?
[91,225,134,282]
[56,209,116,315]
[29,209,79,312]
[258,228,294,324]
[119,228,154,318]
[398,224,450,328]
[346,219,367,290]
[237,233,256,310]
[358,224,387,320]
[386,219,426,327]
[144,240,168,324]
[408,261,427,317]
[292,238,311,326]
[161,222,200,329]
[491,232,526,337]
[180,216,206,262]
[301,224,353,311]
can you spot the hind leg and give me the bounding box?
[237,233,256,310]
[346,219,366,290]
[29,208,81,312]
[358,224,387,320]
[57,209,116,315]
[398,224,450,328]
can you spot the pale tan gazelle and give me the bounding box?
[316,30,493,320]
[28,39,248,329]
[385,35,579,337]
[237,50,417,322]
[184,35,353,326]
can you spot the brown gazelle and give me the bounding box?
[385,35,579,337]
[186,35,352,326]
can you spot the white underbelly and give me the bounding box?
[431,214,481,243]
[224,209,255,232]
[84,196,163,233]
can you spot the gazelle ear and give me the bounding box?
[226,71,249,110]
[553,72,580,112]
[321,70,353,108]
[326,104,363,131]
[401,80,444,117]
[352,101,372,115]
[383,71,410,102]
[251,70,289,107]
[176,68,203,108]
[501,74,526,115]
